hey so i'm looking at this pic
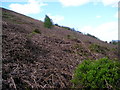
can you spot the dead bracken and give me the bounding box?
[2,8,118,89]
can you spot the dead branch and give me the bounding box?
[10,76,17,90]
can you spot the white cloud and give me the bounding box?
[47,14,64,24]
[9,0,47,15]
[59,0,119,7]
[39,14,64,23]
[114,11,120,18]
[102,0,119,7]
[96,15,101,18]
[80,26,93,34]
[59,0,90,6]
[114,12,118,18]
[80,21,118,41]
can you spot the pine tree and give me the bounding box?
[44,15,53,28]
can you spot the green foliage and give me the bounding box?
[67,34,76,40]
[55,24,71,30]
[3,11,27,24]
[89,44,109,54]
[111,48,117,52]
[71,57,120,89]
[55,24,59,26]
[72,44,89,56]
[28,29,41,37]
[3,12,13,19]
[67,35,71,39]
[61,26,76,31]
[77,31,82,34]
[62,26,71,30]
[55,23,76,31]
[33,29,41,34]
[86,33,99,40]
[44,15,53,28]
[110,40,120,45]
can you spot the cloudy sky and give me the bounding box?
[1,0,119,42]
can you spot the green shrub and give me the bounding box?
[71,57,120,89]
[109,40,120,45]
[27,29,41,37]
[72,44,90,57]
[33,29,41,34]
[55,24,59,26]
[67,35,71,39]
[86,33,99,40]
[44,15,53,28]
[61,26,71,30]
[3,12,13,19]
[89,44,109,54]
[67,34,76,39]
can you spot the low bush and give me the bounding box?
[27,29,41,37]
[33,29,41,34]
[71,57,120,89]
[89,44,109,54]
[109,40,120,45]
[86,33,99,40]
[67,35,71,39]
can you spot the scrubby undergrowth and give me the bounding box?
[71,57,120,89]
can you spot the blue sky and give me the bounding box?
[1,0,119,42]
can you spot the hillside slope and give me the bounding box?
[2,8,118,89]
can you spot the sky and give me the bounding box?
[1,0,119,42]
